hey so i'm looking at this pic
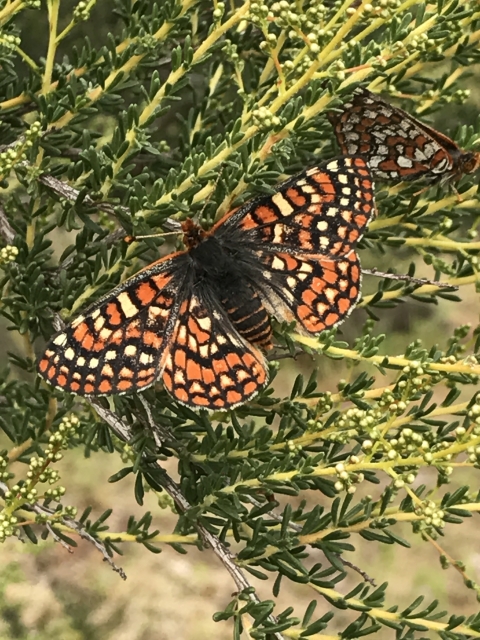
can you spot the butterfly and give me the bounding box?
[328,88,480,183]
[38,156,375,411]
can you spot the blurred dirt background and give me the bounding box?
[1,2,480,638]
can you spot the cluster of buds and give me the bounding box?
[0,512,18,540]
[396,360,437,395]
[0,456,9,481]
[391,471,417,489]
[0,34,21,52]
[389,428,439,465]
[134,35,159,55]
[0,245,18,265]
[0,121,42,176]
[468,397,480,430]
[73,0,91,22]
[378,388,407,416]
[157,493,175,511]
[252,106,282,131]
[248,2,270,26]
[213,2,225,20]
[363,0,403,20]
[413,500,445,538]
[223,39,239,63]
[0,416,82,541]
[332,406,383,442]
[286,439,302,454]
[314,392,333,417]
[334,457,364,494]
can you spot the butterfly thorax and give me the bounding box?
[181,217,206,249]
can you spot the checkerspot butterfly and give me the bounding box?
[38,156,375,410]
[328,88,480,183]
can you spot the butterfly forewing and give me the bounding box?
[214,157,375,257]
[38,254,189,395]
[328,88,479,182]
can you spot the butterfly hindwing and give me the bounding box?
[260,250,362,334]
[161,291,268,410]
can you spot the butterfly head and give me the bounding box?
[181,217,205,249]
[459,151,480,175]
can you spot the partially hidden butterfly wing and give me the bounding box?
[259,250,362,335]
[328,88,454,182]
[38,253,190,395]
[213,157,375,257]
[162,289,268,410]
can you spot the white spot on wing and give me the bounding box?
[300,184,314,194]
[397,156,413,168]
[117,292,138,318]
[71,315,85,328]
[271,256,285,270]
[272,192,294,216]
[53,333,67,347]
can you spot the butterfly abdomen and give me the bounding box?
[221,290,273,349]
[190,235,273,349]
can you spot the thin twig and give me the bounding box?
[99,398,285,640]
[38,171,118,215]
[0,200,15,244]
[0,480,127,579]
[363,267,458,290]
[46,522,73,553]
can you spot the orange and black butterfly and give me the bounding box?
[38,157,375,410]
[328,88,480,183]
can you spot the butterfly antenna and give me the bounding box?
[124,218,183,243]
[124,229,181,242]
[363,267,458,290]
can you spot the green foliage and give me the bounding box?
[1,0,480,638]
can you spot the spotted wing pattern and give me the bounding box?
[38,156,375,411]
[328,88,480,182]
[214,157,375,257]
[162,293,267,410]
[38,254,189,395]
[260,250,361,334]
